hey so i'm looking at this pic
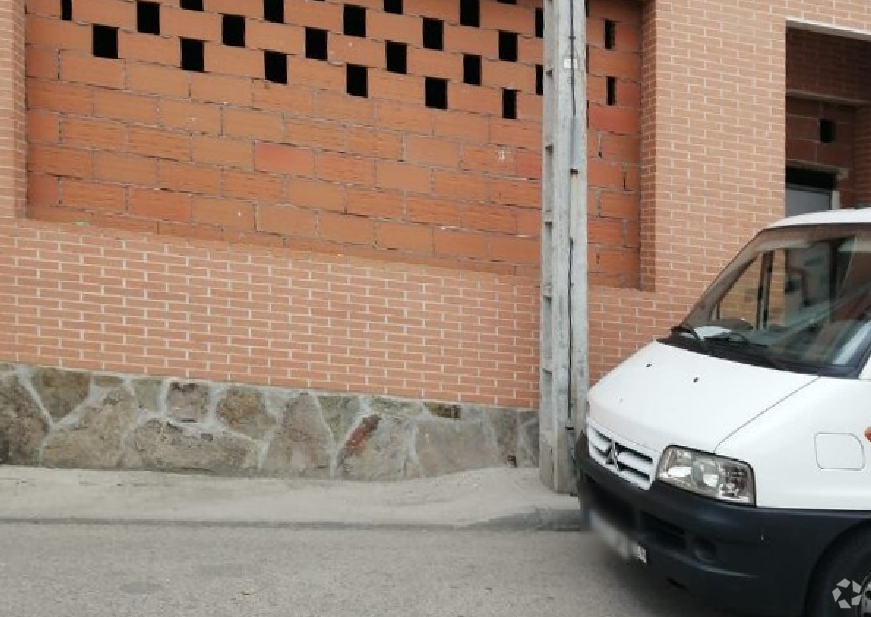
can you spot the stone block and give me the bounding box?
[166,382,210,423]
[216,387,275,440]
[319,394,361,443]
[263,393,333,477]
[93,375,124,389]
[123,419,259,474]
[415,418,500,477]
[516,410,539,467]
[338,413,416,481]
[0,375,49,465]
[464,406,518,465]
[425,402,462,419]
[133,379,163,414]
[367,396,424,418]
[42,387,138,469]
[30,367,90,421]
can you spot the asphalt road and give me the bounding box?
[0,524,735,617]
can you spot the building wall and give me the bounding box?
[25,0,544,275]
[786,97,856,207]
[587,0,642,289]
[786,28,871,103]
[589,0,871,381]
[5,0,871,408]
[785,28,871,210]
[7,0,646,403]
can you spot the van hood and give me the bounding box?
[587,341,818,456]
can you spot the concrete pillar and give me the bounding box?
[539,0,587,494]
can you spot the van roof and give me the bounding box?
[768,208,871,229]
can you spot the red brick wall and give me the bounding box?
[856,106,871,205]
[0,0,25,219]
[785,28,871,209]
[786,28,871,102]
[587,0,642,289]
[24,0,643,284]
[0,221,539,407]
[591,2,871,382]
[24,0,550,275]
[786,97,856,207]
[0,0,543,410]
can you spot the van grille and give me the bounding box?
[587,422,655,489]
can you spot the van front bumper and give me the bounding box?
[574,433,864,617]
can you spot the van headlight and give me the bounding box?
[656,446,756,505]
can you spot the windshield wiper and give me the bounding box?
[704,332,790,371]
[669,322,709,351]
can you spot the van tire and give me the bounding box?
[805,526,871,617]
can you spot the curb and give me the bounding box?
[0,508,585,532]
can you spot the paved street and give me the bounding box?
[0,524,734,617]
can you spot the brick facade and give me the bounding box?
[590,0,871,380]
[2,0,871,415]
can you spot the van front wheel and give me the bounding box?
[805,527,871,617]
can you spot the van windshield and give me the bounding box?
[668,223,871,376]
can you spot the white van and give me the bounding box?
[575,209,871,617]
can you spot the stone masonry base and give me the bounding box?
[0,363,539,480]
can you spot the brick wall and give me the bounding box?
[587,0,642,289]
[590,0,871,381]
[786,97,856,207]
[785,28,871,210]
[0,0,544,410]
[24,0,643,283]
[24,0,546,275]
[0,0,25,219]
[0,221,539,407]
[8,0,871,400]
[786,28,871,103]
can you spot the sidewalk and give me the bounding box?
[0,466,584,531]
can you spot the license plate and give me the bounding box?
[590,511,647,565]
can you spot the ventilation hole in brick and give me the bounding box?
[604,20,616,49]
[385,41,407,74]
[423,18,444,50]
[61,0,73,21]
[606,76,617,105]
[137,1,160,34]
[497,0,516,4]
[384,0,402,14]
[425,77,448,110]
[222,14,246,47]
[92,25,118,59]
[305,27,328,60]
[181,38,205,71]
[463,54,481,85]
[536,64,543,96]
[344,5,366,37]
[265,50,287,84]
[180,0,203,10]
[820,119,837,144]
[535,8,543,38]
[502,89,517,119]
[460,0,480,27]
[346,64,368,98]
[264,0,283,23]
[498,31,518,62]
